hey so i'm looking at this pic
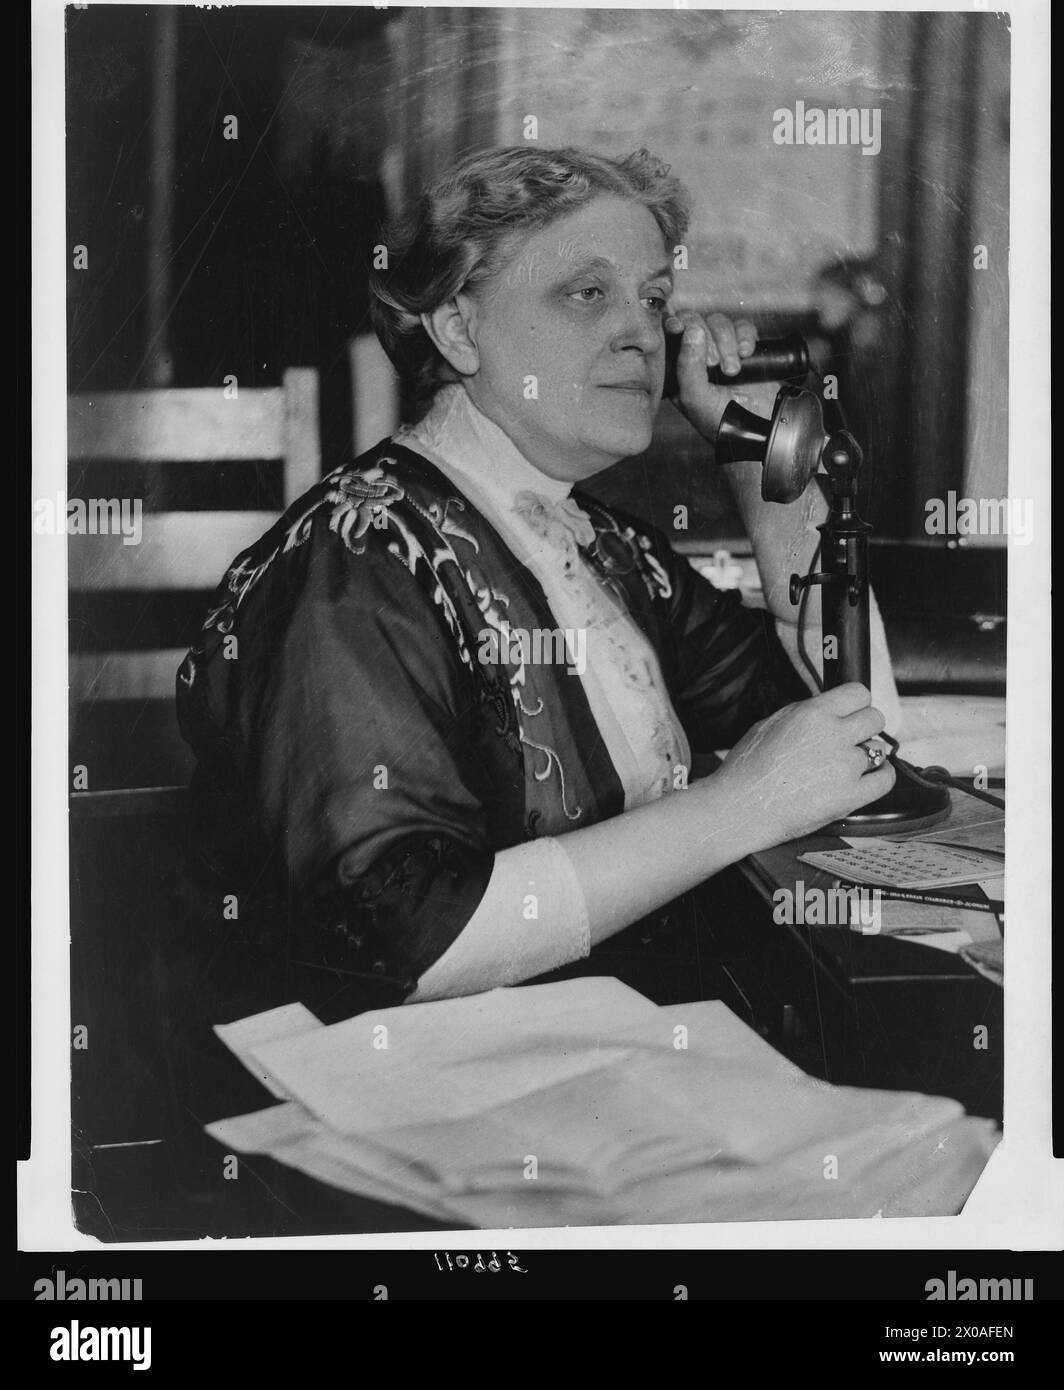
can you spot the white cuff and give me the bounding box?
[407,837,591,1002]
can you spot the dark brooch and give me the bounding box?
[578,504,640,580]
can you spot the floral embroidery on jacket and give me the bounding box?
[179,447,584,826]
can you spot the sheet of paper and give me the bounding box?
[243,977,657,1133]
[213,1002,323,1100]
[888,930,974,954]
[207,1103,462,1224]
[895,694,1005,777]
[914,817,1005,858]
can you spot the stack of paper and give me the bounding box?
[207,978,999,1227]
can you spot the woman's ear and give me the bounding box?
[421,294,479,377]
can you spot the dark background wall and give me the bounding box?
[67,5,391,465]
[67,5,1010,540]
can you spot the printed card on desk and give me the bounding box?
[799,840,1005,891]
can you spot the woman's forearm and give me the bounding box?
[559,770,778,947]
[410,772,776,1001]
[411,679,895,1001]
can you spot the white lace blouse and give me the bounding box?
[397,385,697,1000]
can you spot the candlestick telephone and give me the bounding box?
[662,329,974,834]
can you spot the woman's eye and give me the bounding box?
[566,286,668,310]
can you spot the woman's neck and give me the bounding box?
[397,384,575,506]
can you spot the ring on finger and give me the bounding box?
[860,740,886,772]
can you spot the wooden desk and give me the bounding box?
[69,776,1002,1242]
[717,790,1004,1120]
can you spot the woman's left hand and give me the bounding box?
[664,311,781,441]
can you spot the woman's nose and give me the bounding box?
[610,300,663,354]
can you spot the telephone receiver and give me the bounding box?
[663,331,828,503]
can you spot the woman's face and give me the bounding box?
[461,195,674,482]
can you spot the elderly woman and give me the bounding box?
[177,146,898,1009]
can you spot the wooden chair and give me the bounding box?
[67,368,320,788]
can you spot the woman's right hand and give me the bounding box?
[711,682,896,846]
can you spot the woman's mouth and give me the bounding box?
[598,381,653,397]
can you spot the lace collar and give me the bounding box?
[394,385,575,513]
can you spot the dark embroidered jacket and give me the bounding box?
[176,440,808,1004]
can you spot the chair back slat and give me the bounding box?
[67,368,320,787]
[69,511,280,591]
[70,648,190,703]
[68,388,285,463]
[280,366,321,504]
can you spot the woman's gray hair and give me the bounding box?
[369,145,690,411]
